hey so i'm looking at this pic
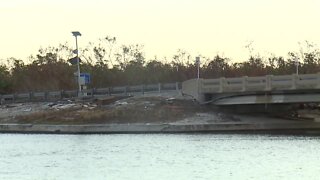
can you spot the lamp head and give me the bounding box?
[71,31,81,36]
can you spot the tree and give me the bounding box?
[0,65,11,93]
[204,55,230,78]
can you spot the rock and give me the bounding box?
[47,103,57,107]
[115,101,128,106]
[96,96,127,105]
[23,108,32,112]
[166,97,175,104]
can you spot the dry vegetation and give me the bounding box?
[14,97,209,124]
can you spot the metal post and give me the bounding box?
[108,87,112,96]
[44,91,49,101]
[158,83,161,93]
[29,91,33,101]
[72,31,82,97]
[141,85,145,94]
[91,88,95,98]
[60,90,64,100]
[75,36,81,96]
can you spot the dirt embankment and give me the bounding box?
[0,96,213,125]
[1,95,320,126]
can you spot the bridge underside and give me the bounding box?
[207,92,320,105]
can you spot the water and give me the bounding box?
[1,134,320,180]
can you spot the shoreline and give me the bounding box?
[2,122,320,135]
[2,94,320,135]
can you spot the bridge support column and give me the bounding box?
[196,79,205,102]
[291,74,298,89]
[265,75,273,91]
[175,82,179,91]
[242,76,248,91]
[219,77,226,93]
[317,73,320,88]
[182,79,205,103]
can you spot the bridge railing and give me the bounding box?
[200,73,320,93]
[0,82,181,104]
[296,74,319,88]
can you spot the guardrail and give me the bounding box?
[200,73,320,93]
[0,82,181,104]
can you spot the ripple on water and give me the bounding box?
[0,134,320,180]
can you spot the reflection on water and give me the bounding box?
[1,134,320,179]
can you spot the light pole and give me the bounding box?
[295,57,299,75]
[71,31,82,96]
[196,56,200,79]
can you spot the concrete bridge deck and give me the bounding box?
[182,73,320,105]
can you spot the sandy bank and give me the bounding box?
[1,93,320,134]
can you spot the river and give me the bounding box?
[1,134,320,180]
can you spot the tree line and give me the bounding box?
[0,37,319,94]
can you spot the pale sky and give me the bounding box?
[1,0,320,63]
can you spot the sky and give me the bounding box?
[1,0,320,63]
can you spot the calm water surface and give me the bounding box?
[0,134,320,180]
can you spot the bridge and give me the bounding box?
[182,73,320,106]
